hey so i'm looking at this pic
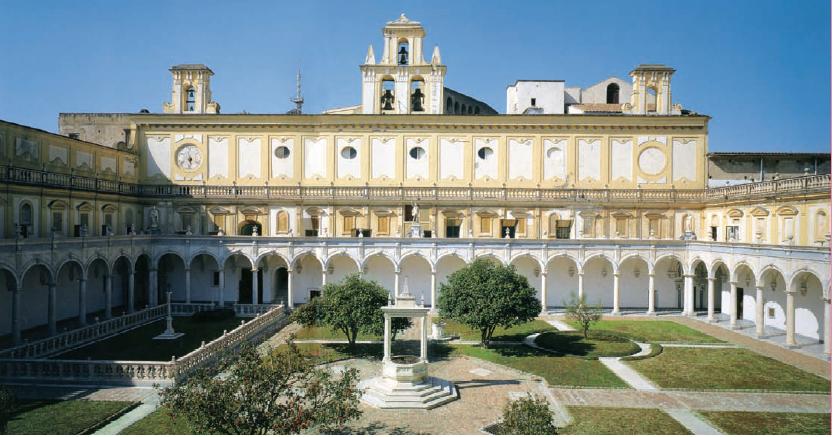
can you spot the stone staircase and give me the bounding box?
[359,375,459,409]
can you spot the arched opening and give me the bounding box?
[0,267,19,344]
[15,264,53,341]
[790,272,824,340]
[759,268,787,333]
[410,79,425,112]
[732,264,757,323]
[619,256,649,311]
[510,255,542,308]
[362,254,396,300]
[190,254,221,303]
[712,262,729,317]
[185,86,196,112]
[86,258,109,319]
[134,255,151,309]
[112,256,132,315]
[646,86,658,113]
[400,255,432,306]
[474,107,481,115]
[606,83,620,104]
[545,256,579,309]
[224,254,257,304]
[691,261,708,312]
[325,253,360,286]
[380,77,395,111]
[239,220,262,236]
[397,39,409,65]
[654,256,684,312]
[293,253,324,303]
[157,253,186,303]
[55,261,83,327]
[446,97,453,113]
[435,254,466,305]
[454,101,459,114]
[255,253,289,305]
[582,256,615,308]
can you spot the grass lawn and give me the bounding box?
[629,347,831,392]
[438,319,555,342]
[566,319,723,343]
[455,344,627,388]
[55,316,248,361]
[534,331,640,358]
[293,325,381,341]
[120,407,193,435]
[7,399,136,435]
[559,406,691,435]
[699,411,831,435]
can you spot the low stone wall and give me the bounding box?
[0,305,289,386]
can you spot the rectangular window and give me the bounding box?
[726,226,739,241]
[480,216,492,235]
[212,214,224,233]
[615,217,627,238]
[516,218,526,236]
[80,213,90,229]
[446,218,461,238]
[582,217,594,238]
[404,205,415,222]
[500,219,516,238]
[556,220,571,239]
[648,218,659,238]
[342,215,355,236]
[180,213,192,231]
[308,215,320,237]
[711,226,718,241]
[277,212,289,233]
[52,212,63,233]
[377,215,390,235]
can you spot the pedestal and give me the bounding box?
[358,357,458,409]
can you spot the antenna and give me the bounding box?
[288,68,304,114]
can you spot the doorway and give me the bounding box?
[238,268,263,303]
[736,287,744,318]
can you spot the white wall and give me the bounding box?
[506,81,565,114]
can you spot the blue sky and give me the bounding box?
[0,0,829,152]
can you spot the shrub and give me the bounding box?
[499,394,557,435]
[563,294,602,338]
[0,384,15,434]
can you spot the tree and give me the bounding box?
[291,296,324,327]
[0,385,15,434]
[564,294,602,338]
[438,259,540,346]
[160,342,362,434]
[499,394,557,435]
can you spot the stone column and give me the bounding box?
[252,269,259,305]
[611,273,621,315]
[149,269,158,307]
[540,271,548,314]
[577,272,584,300]
[10,285,20,345]
[218,270,225,306]
[430,270,437,312]
[706,276,716,322]
[104,274,113,319]
[321,269,327,287]
[394,270,401,303]
[729,281,738,329]
[823,298,831,355]
[420,315,428,363]
[755,284,765,338]
[383,313,391,362]
[78,278,87,326]
[184,268,191,304]
[287,269,294,308]
[647,273,656,315]
[785,291,796,346]
[683,274,694,316]
[48,282,57,335]
[127,271,135,313]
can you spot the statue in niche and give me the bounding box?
[149,206,160,230]
[684,215,693,233]
[411,87,425,112]
[381,89,395,110]
[411,203,420,222]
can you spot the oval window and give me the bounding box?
[341,146,358,159]
[477,146,494,160]
[409,146,426,160]
[274,146,290,159]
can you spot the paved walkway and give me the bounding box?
[551,388,831,413]
[598,357,657,391]
[545,319,576,331]
[665,409,723,435]
[697,314,830,361]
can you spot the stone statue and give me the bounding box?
[411,203,420,222]
[684,215,693,233]
[149,206,160,230]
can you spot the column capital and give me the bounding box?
[683,274,695,278]
[706,276,716,281]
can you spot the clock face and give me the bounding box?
[176,145,202,170]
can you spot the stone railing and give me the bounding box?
[170,302,217,316]
[174,305,289,380]
[2,164,828,205]
[0,305,288,386]
[233,303,283,317]
[0,305,167,359]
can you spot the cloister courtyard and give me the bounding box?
[2,312,830,435]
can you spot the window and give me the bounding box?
[125,209,134,234]
[446,97,453,113]
[556,220,572,239]
[404,205,415,222]
[342,215,356,236]
[52,211,63,233]
[515,217,526,236]
[726,226,739,241]
[397,41,409,65]
[409,146,426,160]
[185,87,196,112]
[500,219,516,238]
[180,213,193,232]
[480,216,492,235]
[710,226,718,241]
[815,211,828,241]
[648,218,660,238]
[606,83,620,104]
[340,146,357,159]
[582,216,595,238]
[474,107,480,115]
[615,217,627,237]
[530,98,537,106]
[783,217,794,241]
[454,102,460,114]
[477,147,494,160]
[276,211,289,233]
[306,215,320,237]
[274,146,290,159]
[377,215,390,235]
[20,203,32,227]
[445,218,461,238]
[68,133,80,140]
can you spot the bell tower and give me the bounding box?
[163,64,220,114]
[361,14,446,114]
[623,64,681,115]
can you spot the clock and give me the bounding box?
[176,144,202,170]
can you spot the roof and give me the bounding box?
[631,64,676,73]
[170,64,213,73]
[0,119,127,151]
[571,103,624,113]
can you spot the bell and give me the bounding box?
[381,89,395,110]
[398,46,408,65]
[411,88,424,112]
